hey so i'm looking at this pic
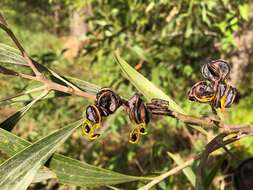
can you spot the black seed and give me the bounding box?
[140,127,145,134]
[85,125,91,133]
[131,134,137,142]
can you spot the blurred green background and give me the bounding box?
[0,0,252,189]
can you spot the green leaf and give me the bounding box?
[114,51,184,114]
[239,4,249,21]
[0,127,148,188]
[50,154,146,187]
[32,168,56,183]
[129,45,152,63]
[0,91,48,131]
[0,43,27,66]
[0,120,82,190]
[167,152,196,186]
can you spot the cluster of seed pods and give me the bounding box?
[188,60,237,112]
[82,88,122,140]
[82,88,169,143]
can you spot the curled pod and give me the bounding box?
[86,104,102,124]
[214,82,237,110]
[212,82,227,108]
[82,105,102,140]
[96,88,122,116]
[188,81,215,103]
[224,86,237,108]
[201,59,231,82]
[128,94,151,125]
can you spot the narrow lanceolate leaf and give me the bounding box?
[0,65,18,76]
[0,120,82,190]
[32,168,56,183]
[114,51,185,114]
[167,152,196,187]
[49,154,146,187]
[0,127,147,188]
[0,91,48,131]
[0,43,28,66]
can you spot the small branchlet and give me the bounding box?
[81,86,252,144]
[0,13,96,100]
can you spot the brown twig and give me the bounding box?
[0,14,96,100]
[150,108,253,135]
[138,156,197,190]
[0,14,41,76]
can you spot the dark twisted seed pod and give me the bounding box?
[213,82,227,108]
[225,86,237,108]
[213,82,237,109]
[188,81,215,103]
[96,88,122,116]
[201,59,231,82]
[128,94,151,125]
[82,105,102,139]
[86,104,102,124]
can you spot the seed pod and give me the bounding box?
[233,158,253,190]
[128,94,151,125]
[213,82,237,110]
[225,86,237,108]
[213,82,227,108]
[86,105,102,124]
[96,88,122,116]
[201,59,230,82]
[188,81,215,103]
